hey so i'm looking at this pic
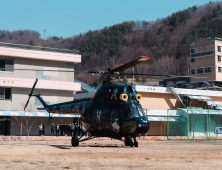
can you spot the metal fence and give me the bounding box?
[165,107,222,140]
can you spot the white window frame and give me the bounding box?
[0,59,14,73]
[0,87,12,100]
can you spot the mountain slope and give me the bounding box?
[1,1,222,84]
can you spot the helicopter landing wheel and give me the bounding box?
[134,141,138,147]
[71,135,79,147]
[133,137,138,147]
[124,137,133,147]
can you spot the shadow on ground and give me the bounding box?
[49,144,125,149]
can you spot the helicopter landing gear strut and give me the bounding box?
[71,135,79,147]
[124,137,133,147]
[133,137,138,147]
[124,137,138,147]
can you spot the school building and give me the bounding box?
[0,42,81,136]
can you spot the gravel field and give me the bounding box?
[0,139,222,170]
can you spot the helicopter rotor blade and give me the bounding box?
[24,79,38,111]
[119,72,208,79]
[110,56,151,73]
[119,73,169,76]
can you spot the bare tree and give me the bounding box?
[13,102,37,140]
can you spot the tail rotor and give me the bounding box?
[24,79,38,111]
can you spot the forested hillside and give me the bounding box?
[1,1,222,84]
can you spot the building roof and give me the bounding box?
[0,42,81,63]
[135,85,222,97]
[74,80,96,92]
[0,111,78,117]
[0,42,79,54]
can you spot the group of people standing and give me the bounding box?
[38,124,46,136]
[51,123,83,136]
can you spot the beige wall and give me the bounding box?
[190,38,222,82]
[147,122,164,136]
[0,87,73,111]
[139,92,178,110]
[190,55,215,68]
[0,56,74,82]
[139,91,222,111]
[191,67,216,82]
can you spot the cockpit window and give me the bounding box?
[137,106,145,116]
[130,106,139,117]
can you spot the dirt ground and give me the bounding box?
[0,139,222,170]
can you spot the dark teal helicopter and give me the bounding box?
[24,56,158,147]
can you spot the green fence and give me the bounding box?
[164,107,222,140]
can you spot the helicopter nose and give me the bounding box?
[137,122,150,135]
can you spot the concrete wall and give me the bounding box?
[0,87,73,111]
[147,122,165,136]
[0,56,74,82]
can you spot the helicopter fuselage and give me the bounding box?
[36,81,150,139]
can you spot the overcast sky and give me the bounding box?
[0,0,218,38]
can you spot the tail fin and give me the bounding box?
[33,94,49,108]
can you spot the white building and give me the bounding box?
[0,42,81,136]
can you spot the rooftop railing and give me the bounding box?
[0,42,79,54]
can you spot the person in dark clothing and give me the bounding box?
[74,123,78,135]
[56,124,60,136]
[43,124,45,136]
[67,123,70,136]
[51,123,55,136]
[79,124,83,136]
[69,123,72,136]
[78,124,81,136]
[39,124,43,136]
[64,123,68,136]
[71,123,75,136]
[60,123,64,136]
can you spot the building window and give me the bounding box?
[218,46,221,52]
[191,49,195,53]
[198,68,203,74]
[0,59,14,72]
[0,88,11,100]
[191,69,195,75]
[205,67,211,73]
[218,56,221,62]
[191,58,195,63]
[219,67,222,73]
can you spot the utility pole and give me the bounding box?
[132,66,134,86]
[37,33,41,46]
[43,30,46,40]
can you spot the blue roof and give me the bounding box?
[147,116,186,122]
[0,111,78,117]
[74,80,96,92]
[188,95,211,100]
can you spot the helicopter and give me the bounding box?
[24,56,201,147]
